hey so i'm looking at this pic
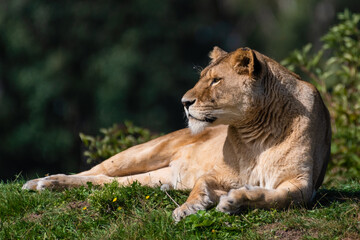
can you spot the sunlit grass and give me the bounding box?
[0,179,359,239]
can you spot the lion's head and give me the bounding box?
[182,47,267,134]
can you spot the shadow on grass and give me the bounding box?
[312,188,360,208]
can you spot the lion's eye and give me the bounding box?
[210,77,222,86]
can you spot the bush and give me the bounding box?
[282,10,360,183]
[80,121,158,164]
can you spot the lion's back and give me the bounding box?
[294,79,331,190]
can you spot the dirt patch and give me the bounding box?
[342,233,360,240]
[258,222,316,240]
[23,212,43,222]
[274,228,306,240]
[67,201,90,209]
[257,222,282,233]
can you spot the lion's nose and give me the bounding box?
[181,98,196,110]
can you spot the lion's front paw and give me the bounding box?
[172,202,206,222]
[216,189,242,214]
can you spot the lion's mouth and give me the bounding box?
[188,114,217,123]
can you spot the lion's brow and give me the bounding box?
[200,68,211,78]
[199,54,229,78]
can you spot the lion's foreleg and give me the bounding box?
[172,174,228,221]
[216,180,312,214]
[22,174,113,191]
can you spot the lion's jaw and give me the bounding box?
[185,104,246,134]
[187,117,211,135]
[183,104,213,134]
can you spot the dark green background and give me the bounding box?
[0,0,359,180]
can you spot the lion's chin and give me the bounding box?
[188,119,210,135]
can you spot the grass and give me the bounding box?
[0,179,359,239]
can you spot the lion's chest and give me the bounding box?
[239,149,294,189]
[169,133,226,190]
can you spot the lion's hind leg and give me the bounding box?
[22,174,103,191]
[22,167,173,191]
[216,180,313,214]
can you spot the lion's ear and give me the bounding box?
[230,47,261,77]
[209,46,227,63]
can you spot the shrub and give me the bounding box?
[80,121,158,164]
[282,10,360,183]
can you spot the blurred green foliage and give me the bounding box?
[80,121,158,165]
[0,0,359,180]
[283,10,360,183]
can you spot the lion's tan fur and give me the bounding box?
[23,47,331,221]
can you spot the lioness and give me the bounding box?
[23,47,331,221]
